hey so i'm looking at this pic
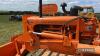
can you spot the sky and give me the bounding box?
[0,0,100,13]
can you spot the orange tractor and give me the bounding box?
[0,0,100,56]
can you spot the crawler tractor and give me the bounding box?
[0,0,100,56]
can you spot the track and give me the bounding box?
[26,49,70,56]
[26,49,100,56]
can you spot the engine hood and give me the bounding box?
[27,16,78,25]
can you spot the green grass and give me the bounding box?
[0,15,22,45]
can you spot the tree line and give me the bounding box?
[0,11,39,15]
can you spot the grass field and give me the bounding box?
[0,15,22,45]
